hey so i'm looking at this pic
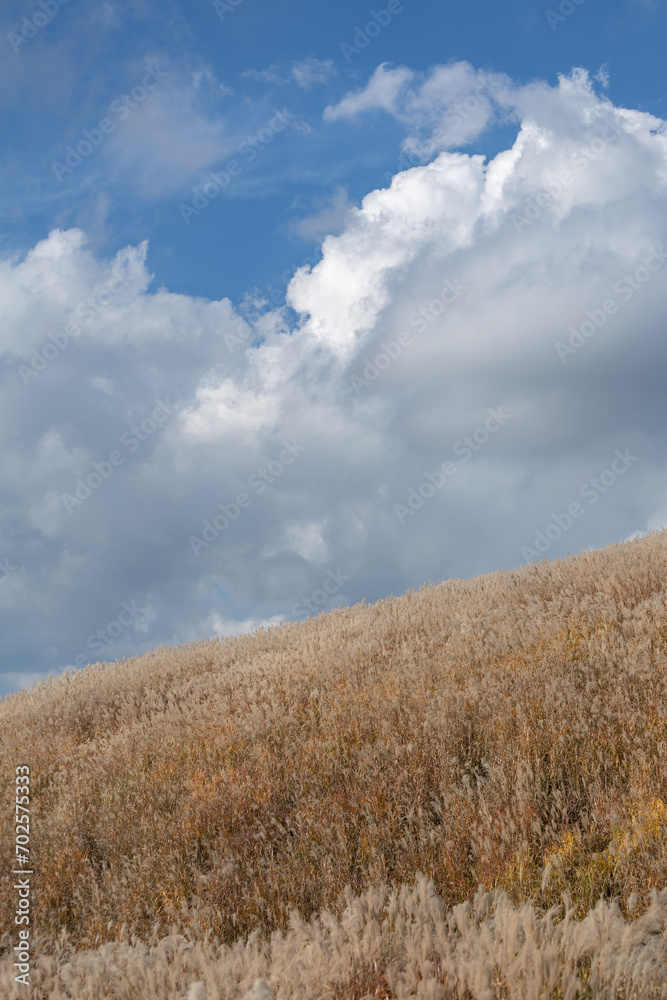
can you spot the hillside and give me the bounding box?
[1,532,667,999]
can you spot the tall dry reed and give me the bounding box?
[1,531,666,997]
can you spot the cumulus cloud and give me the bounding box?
[324,60,514,156]
[2,66,667,697]
[324,63,415,121]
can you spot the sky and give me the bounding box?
[1,0,666,698]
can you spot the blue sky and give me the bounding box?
[3,0,666,303]
[1,0,667,697]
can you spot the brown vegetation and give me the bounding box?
[1,531,667,998]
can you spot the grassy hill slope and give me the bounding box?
[1,532,667,998]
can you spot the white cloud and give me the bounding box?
[39,58,250,200]
[324,60,510,156]
[401,62,511,156]
[292,57,336,90]
[324,63,415,121]
[286,151,485,357]
[595,65,610,88]
[242,57,335,91]
[191,68,233,96]
[262,520,329,562]
[241,65,286,86]
[647,506,667,531]
[2,67,667,695]
[189,612,287,643]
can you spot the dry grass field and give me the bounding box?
[1,531,667,999]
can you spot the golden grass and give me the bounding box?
[1,531,666,998]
